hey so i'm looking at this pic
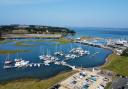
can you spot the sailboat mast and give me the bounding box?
[16,51,19,58]
[7,54,9,60]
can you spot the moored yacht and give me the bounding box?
[39,55,45,60]
[39,48,45,60]
[4,60,13,64]
[54,51,64,56]
[65,54,78,60]
[4,54,13,65]
[4,54,13,69]
[15,59,29,67]
[70,47,90,56]
[54,45,64,56]
[40,49,59,65]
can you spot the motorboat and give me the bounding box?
[65,54,77,60]
[70,47,90,56]
[60,61,66,65]
[44,60,50,66]
[37,64,41,67]
[39,55,45,60]
[54,51,64,56]
[54,61,61,65]
[15,59,29,67]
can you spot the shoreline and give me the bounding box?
[78,41,114,68]
[0,70,77,89]
[99,45,115,69]
[100,50,114,68]
[103,53,113,67]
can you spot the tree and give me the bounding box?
[0,31,1,37]
[121,48,128,56]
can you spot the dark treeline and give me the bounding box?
[0,25,75,34]
[121,48,128,56]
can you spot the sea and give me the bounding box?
[0,27,128,82]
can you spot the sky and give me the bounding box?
[0,0,128,28]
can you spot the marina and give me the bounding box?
[3,60,78,71]
[1,35,128,84]
[0,28,128,89]
[3,46,90,70]
[0,0,128,88]
[0,38,112,82]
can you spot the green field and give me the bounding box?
[0,70,77,89]
[0,50,30,54]
[105,82,112,89]
[103,54,128,76]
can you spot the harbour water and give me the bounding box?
[72,27,128,39]
[0,27,128,82]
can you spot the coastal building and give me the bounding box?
[106,39,128,55]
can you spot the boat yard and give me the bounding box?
[59,68,111,89]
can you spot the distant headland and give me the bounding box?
[0,24,75,39]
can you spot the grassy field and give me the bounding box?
[103,54,128,76]
[0,70,77,89]
[105,82,112,89]
[0,50,30,54]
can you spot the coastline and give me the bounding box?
[101,50,114,68]
[78,41,114,68]
[103,53,113,67]
[100,45,115,68]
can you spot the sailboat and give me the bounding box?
[39,48,45,60]
[4,54,13,64]
[4,54,13,69]
[54,45,64,56]
[14,51,29,68]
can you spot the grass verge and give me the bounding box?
[102,54,128,76]
[105,82,112,89]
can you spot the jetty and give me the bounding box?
[75,40,103,48]
[3,59,76,70]
[60,62,76,70]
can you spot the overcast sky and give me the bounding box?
[0,0,128,27]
